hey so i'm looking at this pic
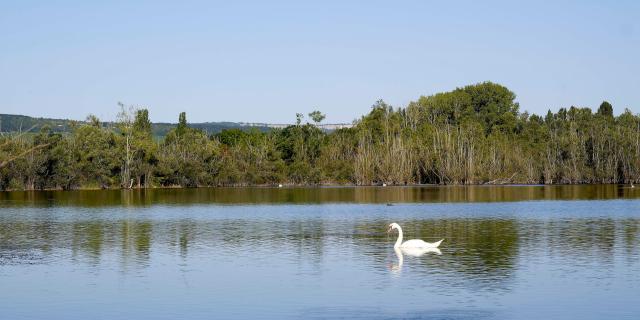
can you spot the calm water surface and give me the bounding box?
[1,186,639,319]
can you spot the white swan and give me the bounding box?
[387,222,443,249]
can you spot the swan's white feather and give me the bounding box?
[400,239,443,248]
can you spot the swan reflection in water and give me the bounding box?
[390,246,442,274]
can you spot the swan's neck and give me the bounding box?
[394,226,403,248]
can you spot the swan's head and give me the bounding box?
[387,223,401,233]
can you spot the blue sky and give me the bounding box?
[1,0,638,123]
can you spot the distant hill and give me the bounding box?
[0,114,73,133]
[0,114,273,137]
[0,114,353,138]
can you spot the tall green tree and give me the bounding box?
[308,110,325,124]
[597,101,614,118]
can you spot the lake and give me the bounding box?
[1,185,639,319]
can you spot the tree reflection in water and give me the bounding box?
[1,215,637,286]
[1,190,639,319]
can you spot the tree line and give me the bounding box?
[0,113,272,138]
[1,82,639,190]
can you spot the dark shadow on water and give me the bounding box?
[1,185,640,207]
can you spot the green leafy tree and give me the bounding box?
[158,112,219,187]
[176,112,188,136]
[597,101,613,117]
[72,115,118,188]
[116,103,156,188]
[308,110,325,124]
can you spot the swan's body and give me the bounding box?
[399,246,441,257]
[387,223,443,249]
[399,239,443,248]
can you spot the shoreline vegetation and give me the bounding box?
[1,82,639,191]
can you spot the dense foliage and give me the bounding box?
[1,82,639,190]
